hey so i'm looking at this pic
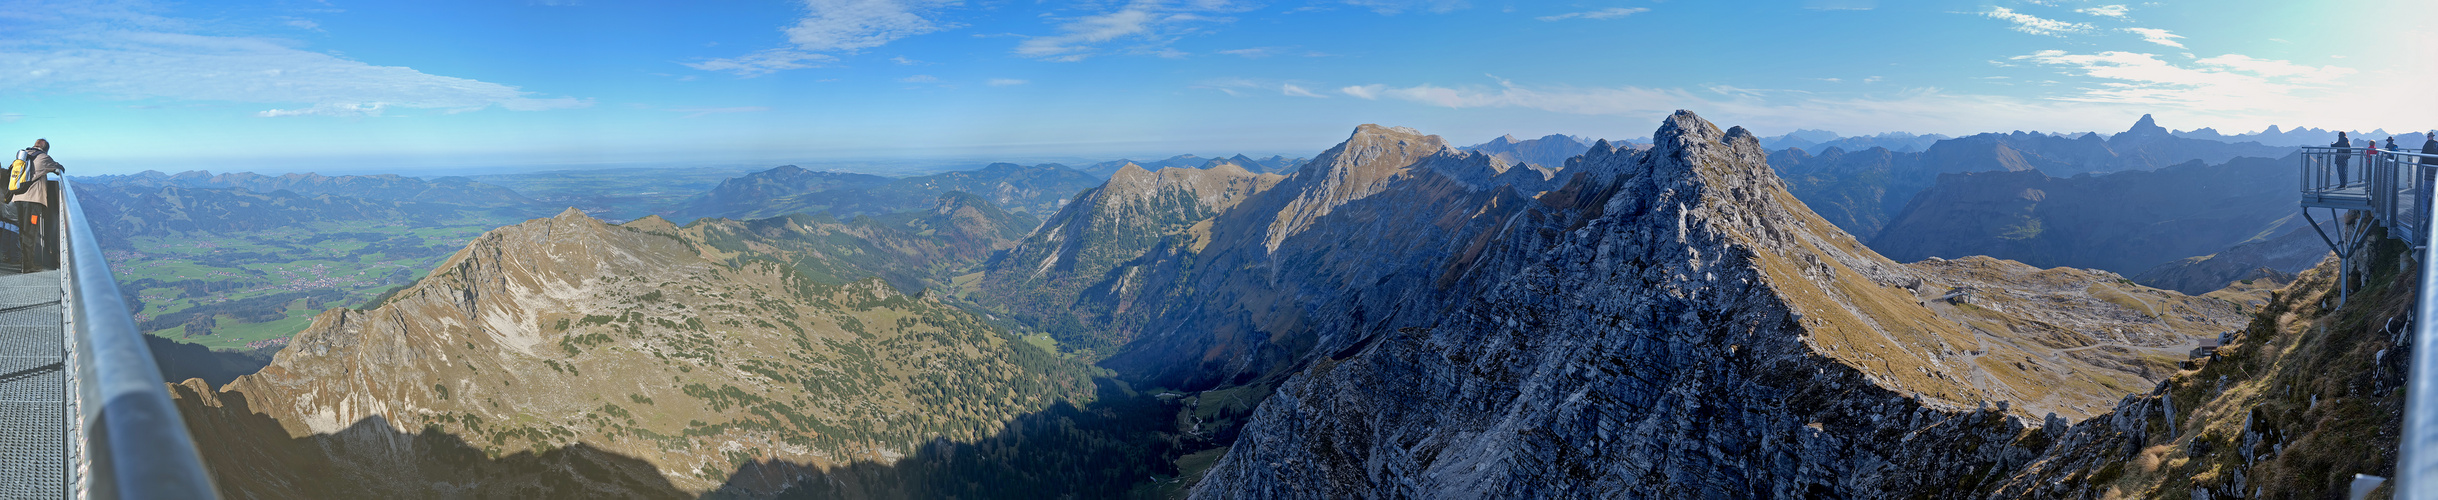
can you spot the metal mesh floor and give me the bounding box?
[0,270,65,499]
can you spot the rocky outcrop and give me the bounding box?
[187,207,1096,496]
[1182,111,2251,497]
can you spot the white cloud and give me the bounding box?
[1536,7,1648,21]
[1328,78,2141,134]
[257,102,387,118]
[1015,3,1162,61]
[2123,28,2184,48]
[666,106,770,118]
[683,49,836,76]
[891,56,921,65]
[1282,84,1325,98]
[0,113,21,123]
[898,74,937,83]
[2011,50,2354,109]
[0,29,586,118]
[1219,47,1283,58]
[1983,7,2092,36]
[1863,75,1884,83]
[692,0,953,76]
[2076,5,2128,18]
[987,78,1027,86]
[283,19,321,31]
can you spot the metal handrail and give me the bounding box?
[2407,173,2438,498]
[59,176,219,499]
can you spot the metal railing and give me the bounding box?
[2304,145,2438,498]
[58,176,218,499]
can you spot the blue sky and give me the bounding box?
[1,0,2428,174]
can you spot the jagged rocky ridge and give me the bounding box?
[1172,112,2252,497]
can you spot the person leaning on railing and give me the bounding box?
[10,139,63,271]
[2335,132,2354,186]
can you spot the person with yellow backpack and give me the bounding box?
[8,139,63,271]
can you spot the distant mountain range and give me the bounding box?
[667,162,1102,222]
[1869,153,2303,277]
[90,170,537,208]
[1772,114,2295,239]
[1761,129,1954,153]
[1081,154,1306,177]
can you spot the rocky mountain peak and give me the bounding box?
[1259,124,1452,250]
[2122,113,2170,138]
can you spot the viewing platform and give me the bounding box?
[0,177,217,500]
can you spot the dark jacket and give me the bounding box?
[2335,137,2352,165]
[2422,138,2437,165]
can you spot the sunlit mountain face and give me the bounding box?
[14,0,2425,498]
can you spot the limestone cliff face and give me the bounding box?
[1184,112,2252,498]
[978,162,1284,354]
[194,208,1093,497]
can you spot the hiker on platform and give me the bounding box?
[10,139,63,271]
[2421,131,2437,219]
[2334,132,2353,186]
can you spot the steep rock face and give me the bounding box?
[190,208,1094,496]
[978,162,1284,354]
[1186,112,2251,497]
[1089,124,1578,387]
[1870,154,2302,275]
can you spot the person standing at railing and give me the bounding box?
[2335,132,2354,186]
[10,139,63,271]
[2422,131,2438,223]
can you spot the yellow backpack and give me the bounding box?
[7,150,32,195]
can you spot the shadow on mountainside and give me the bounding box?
[170,381,690,499]
[172,376,1211,499]
[146,335,275,388]
[713,377,1199,499]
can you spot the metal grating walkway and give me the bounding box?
[0,270,66,498]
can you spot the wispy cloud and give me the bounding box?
[2123,28,2184,48]
[1014,1,1207,62]
[1341,0,1470,15]
[891,56,923,65]
[898,74,938,83]
[1983,6,2092,36]
[2076,5,2128,18]
[0,27,586,118]
[283,18,321,31]
[1536,7,1647,21]
[2010,50,2354,107]
[987,78,1028,86]
[691,0,954,76]
[1219,47,1284,58]
[1282,84,1325,98]
[667,106,770,118]
[2,113,28,123]
[684,49,836,76]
